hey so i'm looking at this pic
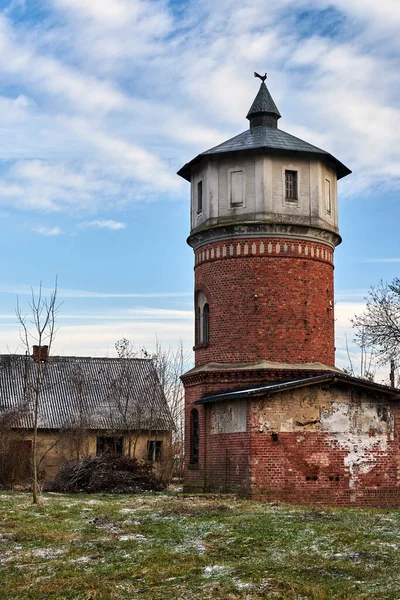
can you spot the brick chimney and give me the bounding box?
[33,345,49,364]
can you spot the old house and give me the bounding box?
[0,347,174,484]
[179,74,400,506]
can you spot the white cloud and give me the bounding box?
[31,225,62,236]
[0,283,192,299]
[361,259,400,264]
[0,0,397,218]
[80,219,126,230]
[0,306,194,358]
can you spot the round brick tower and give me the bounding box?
[178,76,351,368]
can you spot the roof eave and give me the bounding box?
[196,373,400,405]
[177,147,351,182]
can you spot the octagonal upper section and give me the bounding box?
[186,150,341,243]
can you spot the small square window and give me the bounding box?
[285,170,298,201]
[197,181,203,214]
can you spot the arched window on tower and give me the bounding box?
[196,291,209,345]
[190,409,199,464]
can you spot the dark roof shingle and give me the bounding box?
[178,126,351,181]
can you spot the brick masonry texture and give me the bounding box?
[183,371,400,506]
[183,228,400,507]
[194,237,335,367]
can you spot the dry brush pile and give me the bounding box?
[44,454,166,494]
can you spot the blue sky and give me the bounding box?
[0,0,398,381]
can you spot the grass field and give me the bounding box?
[1,491,400,599]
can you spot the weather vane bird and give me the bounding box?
[254,72,267,82]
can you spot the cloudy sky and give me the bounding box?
[0,0,398,380]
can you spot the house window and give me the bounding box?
[147,440,163,462]
[197,180,203,214]
[96,436,124,456]
[230,170,244,207]
[190,409,199,464]
[325,178,331,214]
[197,291,209,345]
[285,170,298,201]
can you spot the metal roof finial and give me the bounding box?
[254,71,267,83]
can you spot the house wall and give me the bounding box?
[250,385,400,506]
[7,429,173,482]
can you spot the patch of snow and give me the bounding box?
[233,577,253,590]
[203,565,231,578]
[31,548,65,559]
[119,534,147,542]
[72,556,92,564]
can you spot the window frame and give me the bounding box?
[325,178,331,215]
[196,291,209,346]
[147,440,163,462]
[228,167,246,208]
[96,436,124,456]
[285,169,298,202]
[197,180,203,214]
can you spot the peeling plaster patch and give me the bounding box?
[320,401,391,489]
[280,418,294,432]
[211,400,246,434]
[258,419,270,432]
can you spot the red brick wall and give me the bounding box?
[193,237,335,367]
[182,366,332,494]
[183,371,253,493]
[250,401,400,507]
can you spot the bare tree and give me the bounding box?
[0,390,30,489]
[343,332,376,382]
[114,338,187,480]
[16,281,60,504]
[105,346,147,458]
[63,365,90,461]
[352,279,400,370]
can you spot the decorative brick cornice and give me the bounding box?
[194,237,334,267]
[188,222,341,251]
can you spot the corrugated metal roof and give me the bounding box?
[195,373,400,405]
[0,355,174,431]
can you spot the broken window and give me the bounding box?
[190,409,199,464]
[147,440,163,462]
[96,436,124,456]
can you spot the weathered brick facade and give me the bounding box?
[179,77,400,506]
[194,237,335,367]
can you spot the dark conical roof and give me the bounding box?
[246,81,281,123]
